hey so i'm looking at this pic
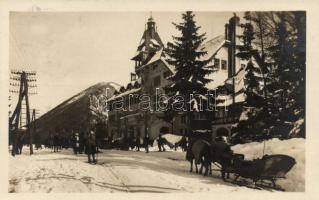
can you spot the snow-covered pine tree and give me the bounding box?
[237,19,265,139]
[288,12,305,138]
[266,12,305,138]
[164,11,214,135]
[266,20,291,138]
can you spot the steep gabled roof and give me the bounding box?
[200,35,226,61]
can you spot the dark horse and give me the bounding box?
[187,139,233,180]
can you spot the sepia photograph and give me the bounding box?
[5,8,307,194]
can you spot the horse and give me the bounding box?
[187,139,233,179]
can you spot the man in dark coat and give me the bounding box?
[53,134,59,152]
[212,136,233,180]
[136,134,141,151]
[157,134,166,152]
[85,131,97,163]
[143,135,149,153]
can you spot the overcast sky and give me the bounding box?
[9,11,243,116]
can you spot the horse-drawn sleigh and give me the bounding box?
[187,139,296,190]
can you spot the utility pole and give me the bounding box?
[9,70,37,156]
[31,108,40,149]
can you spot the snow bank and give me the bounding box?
[152,134,183,151]
[231,138,305,192]
[162,134,183,144]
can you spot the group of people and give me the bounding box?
[46,134,72,152]
[46,130,98,164]
[118,134,150,153]
[46,130,201,165]
[70,131,98,164]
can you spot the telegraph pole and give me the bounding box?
[31,108,40,149]
[9,70,37,156]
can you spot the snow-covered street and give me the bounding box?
[8,138,305,193]
[8,148,243,193]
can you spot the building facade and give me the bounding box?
[107,14,263,141]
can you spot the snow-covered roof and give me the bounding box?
[205,71,228,90]
[200,35,226,61]
[161,58,175,73]
[129,77,142,86]
[216,92,246,107]
[135,48,176,74]
[150,39,160,46]
[107,88,141,102]
[147,48,164,65]
[108,82,122,92]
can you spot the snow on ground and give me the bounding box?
[8,138,304,193]
[231,138,305,192]
[8,148,251,193]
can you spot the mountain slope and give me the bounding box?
[33,82,121,141]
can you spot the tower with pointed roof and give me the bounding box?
[131,15,164,71]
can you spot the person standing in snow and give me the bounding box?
[212,136,233,180]
[143,134,149,153]
[136,134,141,151]
[85,130,97,164]
[53,133,59,152]
[73,132,80,154]
[157,134,166,152]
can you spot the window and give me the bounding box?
[214,58,220,69]
[163,71,171,79]
[153,76,161,87]
[221,60,227,70]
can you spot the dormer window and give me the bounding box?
[221,60,227,70]
[131,73,137,81]
[214,58,220,69]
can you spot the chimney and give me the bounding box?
[227,14,240,78]
[225,24,229,40]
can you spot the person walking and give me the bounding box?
[85,131,97,164]
[158,134,166,152]
[136,134,141,151]
[143,134,149,153]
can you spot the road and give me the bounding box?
[9,147,251,193]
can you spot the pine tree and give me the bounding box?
[237,19,265,139]
[266,20,291,137]
[266,12,305,138]
[164,11,213,134]
[290,12,305,137]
